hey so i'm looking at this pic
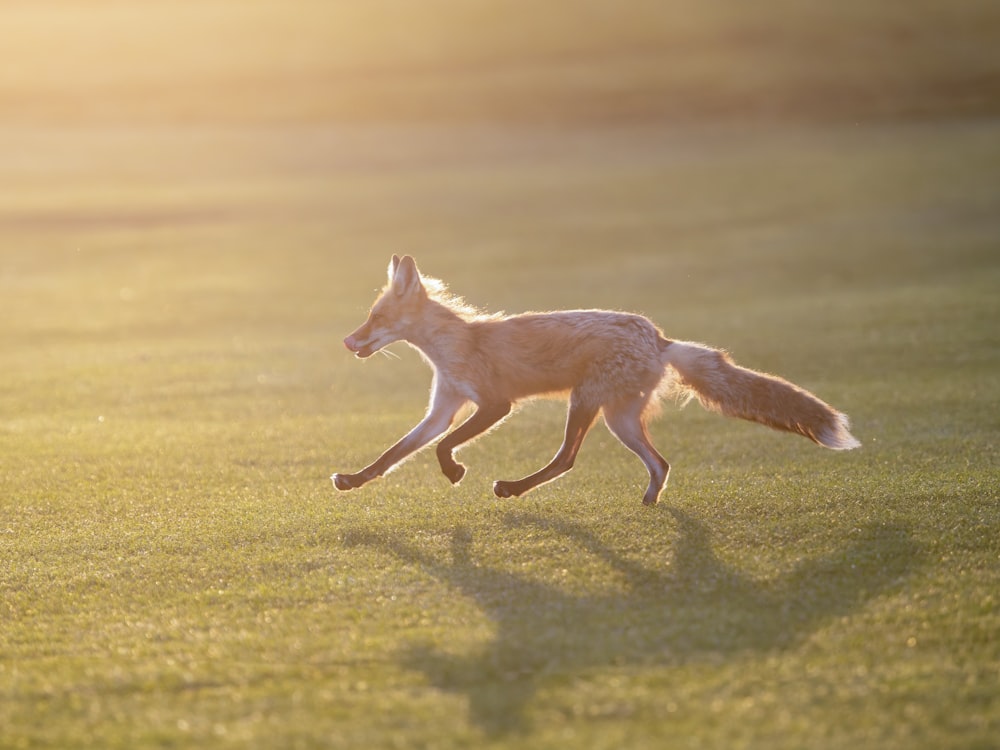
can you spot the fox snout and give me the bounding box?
[344,333,370,358]
[344,326,384,358]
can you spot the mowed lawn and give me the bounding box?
[3,118,997,749]
[2,2,1000,749]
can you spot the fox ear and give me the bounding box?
[391,255,422,297]
[388,254,401,283]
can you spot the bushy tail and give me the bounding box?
[662,340,860,450]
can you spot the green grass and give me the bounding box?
[2,2,999,747]
[3,118,997,749]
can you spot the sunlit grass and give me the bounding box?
[2,113,997,749]
[2,0,999,740]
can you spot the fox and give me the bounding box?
[332,255,859,506]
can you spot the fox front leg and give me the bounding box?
[332,389,465,491]
[434,401,512,484]
[331,470,372,491]
[331,414,450,491]
[332,421,442,490]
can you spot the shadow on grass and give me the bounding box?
[344,509,920,737]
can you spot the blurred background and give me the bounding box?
[2,0,999,417]
[3,0,999,125]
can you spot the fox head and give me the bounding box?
[343,255,426,358]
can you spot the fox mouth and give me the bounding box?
[346,341,376,359]
[344,337,384,359]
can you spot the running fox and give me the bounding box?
[332,255,859,506]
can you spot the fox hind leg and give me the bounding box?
[603,396,670,506]
[493,392,599,499]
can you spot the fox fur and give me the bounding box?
[332,255,859,506]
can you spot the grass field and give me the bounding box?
[2,2,999,748]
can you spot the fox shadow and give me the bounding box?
[343,509,919,737]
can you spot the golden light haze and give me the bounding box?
[3,0,998,125]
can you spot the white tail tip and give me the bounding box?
[818,414,861,450]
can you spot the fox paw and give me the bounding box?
[442,461,466,485]
[331,473,359,491]
[493,480,519,499]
